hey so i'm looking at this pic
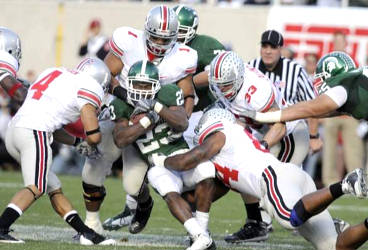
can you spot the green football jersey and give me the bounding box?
[323,68,368,120]
[108,84,189,164]
[188,34,225,112]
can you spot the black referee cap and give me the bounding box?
[261,30,284,47]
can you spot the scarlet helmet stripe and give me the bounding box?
[161,5,168,31]
[214,52,228,79]
[0,61,16,76]
[109,39,124,57]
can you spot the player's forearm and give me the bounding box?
[1,76,27,103]
[165,146,208,171]
[184,97,194,118]
[158,107,188,132]
[193,71,209,88]
[113,122,147,148]
[263,122,286,148]
[307,118,319,136]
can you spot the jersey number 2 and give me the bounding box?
[31,70,62,100]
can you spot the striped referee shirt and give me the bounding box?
[248,57,316,105]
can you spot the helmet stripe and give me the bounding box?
[141,60,147,75]
[175,5,184,16]
[161,5,168,31]
[214,52,228,79]
[76,58,93,70]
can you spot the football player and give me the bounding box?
[108,60,215,250]
[82,5,198,234]
[103,5,224,232]
[206,51,310,240]
[164,107,362,250]
[0,58,115,245]
[0,27,27,103]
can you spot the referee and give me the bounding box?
[225,30,322,243]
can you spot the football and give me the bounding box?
[129,113,147,125]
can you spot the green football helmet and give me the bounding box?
[127,60,161,102]
[314,51,356,94]
[173,5,198,44]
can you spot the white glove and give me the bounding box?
[75,140,102,160]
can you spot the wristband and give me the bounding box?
[139,116,151,129]
[112,85,127,100]
[85,127,100,136]
[184,95,195,100]
[154,102,164,113]
[309,133,320,139]
[255,110,282,123]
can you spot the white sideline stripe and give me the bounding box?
[12,224,307,249]
[0,182,23,188]
[330,204,368,212]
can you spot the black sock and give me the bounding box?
[138,196,152,208]
[65,212,94,234]
[0,207,21,230]
[245,202,262,222]
[329,182,344,199]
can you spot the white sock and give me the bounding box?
[196,211,209,232]
[184,217,204,237]
[85,211,99,222]
[126,194,138,210]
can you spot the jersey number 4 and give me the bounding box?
[31,70,62,100]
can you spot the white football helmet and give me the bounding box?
[0,27,22,63]
[144,5,178,57]
[76,57,111,92]
[209,51,245,101]
[194,108,235,145]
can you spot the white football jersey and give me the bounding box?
[13,67,104,132]
[199,121,281,198]
[109,26,197,87]
[0,50,19,78]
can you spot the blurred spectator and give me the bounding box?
[78,18,109,60]
[218,0,245,7]
[304,53,319,78]
[281,46,295,60]
[244,0,270,4]
[349,0,368,7]
[321,30,364,186]
[317,0,341,6]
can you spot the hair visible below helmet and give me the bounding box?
[173,5,199,44]
[209,51,245,101]
[0,27,22,63]
[194,108,235,145]
[144,5,178,57]
[76,57,111,92]
[127,60,161,102]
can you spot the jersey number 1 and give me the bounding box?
[31,70,62,100]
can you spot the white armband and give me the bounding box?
[154,102,164,113]
[323,86,347,108]
[255,110,282,123]
[0,72,11,82]
[139,116,152,129]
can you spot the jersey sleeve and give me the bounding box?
[177,45,198,78]
[246,69,276,112]
[323,86,348,108]
[76,77,104,110]
[108,98,132,121]
[0,50,18,78]
[157,84,184,107]
[109,26,135,58]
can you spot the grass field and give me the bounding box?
[1,170,368,250]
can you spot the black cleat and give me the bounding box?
[224,220,269,243]
[129,197,154,234]
[0,229,24,244]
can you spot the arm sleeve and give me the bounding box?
[323,86,348,108]
[108,27,130,58]
[76,79,104,110]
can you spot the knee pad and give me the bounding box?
[82,182,106,202]
[290,199,312,227]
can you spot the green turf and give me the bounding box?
[0,170,368,250]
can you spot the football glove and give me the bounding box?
[136,99,157,113]
[146,111,160,124]
[75,140,102,160]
